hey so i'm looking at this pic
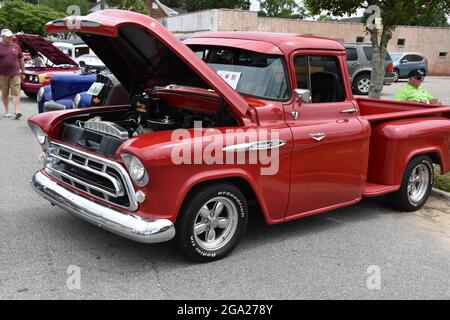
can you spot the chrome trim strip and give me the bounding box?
[48,142,138,211]
[222,140,287,153]
[32,171,175,244]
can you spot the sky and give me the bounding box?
[249,0,260,11]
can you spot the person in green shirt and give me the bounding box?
[395,69,441,104]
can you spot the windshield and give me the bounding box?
[189,45,290,101]
[390,53,403,61]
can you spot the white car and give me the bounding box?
[53,40,92,60]
[75,54,105,68]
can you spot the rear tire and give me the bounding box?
[176,182,248,262]
[353,74,371,95]
[386,155,433,211]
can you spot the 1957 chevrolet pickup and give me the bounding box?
[29,10,450,262]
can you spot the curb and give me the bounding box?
[431,188,450,201]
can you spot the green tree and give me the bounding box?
[258,0,301,18]
[105,0,149,14]
[318,14,333,21]
[162,0,185,7]
[409,6,449,27]
[0,0,65,35]
[304,0,450,99]
[40,0,90,15]
[185,0,250,12]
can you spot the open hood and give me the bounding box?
[15,34,78,66]
[45,10,249,117]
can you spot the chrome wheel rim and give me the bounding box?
[358,78,370,93]
[193,197,238,251]
[393,72,399,82]
[407,164,430,203]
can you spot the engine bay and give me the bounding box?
[60,88,238,157]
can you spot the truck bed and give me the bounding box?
[357,97,450,122]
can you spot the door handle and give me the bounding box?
[340,108,357,114]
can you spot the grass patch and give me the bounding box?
[433,165,450,192]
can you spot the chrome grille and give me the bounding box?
[44,142,137,211]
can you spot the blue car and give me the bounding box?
[37,73,95,113]
[38,70,129,113]
[390,52,429,82]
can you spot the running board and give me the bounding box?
[363,183,400,197]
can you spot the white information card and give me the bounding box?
[217,70,242,90]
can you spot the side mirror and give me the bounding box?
[79,61,86,68]
[401,60,408,64]
[294,88,312,104]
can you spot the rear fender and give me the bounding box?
[368,117,450,185]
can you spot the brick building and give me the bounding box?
[160,9,450,76]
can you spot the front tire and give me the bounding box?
[24,91,37,99]
[393,69,400,82]
[176,183,248,262]
[386,155,433,211]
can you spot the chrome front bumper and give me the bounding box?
[31,171,175,243]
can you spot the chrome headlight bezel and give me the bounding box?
[72,94,81,109]
[29,123,48,148]
[37,87,45,102]
[121,153,149,187]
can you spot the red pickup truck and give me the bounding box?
[29,10,450,262]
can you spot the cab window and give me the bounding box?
[294,55,346,103]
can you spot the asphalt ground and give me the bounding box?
[0,77,449,299]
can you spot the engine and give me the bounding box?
[60,90,236,157]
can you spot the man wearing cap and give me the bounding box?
[395,69,441,104]
[0,29,25,119]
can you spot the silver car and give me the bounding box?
[390,52,429,82]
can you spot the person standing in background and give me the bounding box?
[0,29,25,119]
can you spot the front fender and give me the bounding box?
[38,85,52,113]
[118,126,292,224]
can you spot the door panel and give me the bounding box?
[286,52,367,217]
[286,101,366,216]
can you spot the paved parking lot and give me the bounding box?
[0,78,449,299]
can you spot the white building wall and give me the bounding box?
[160,9,219,33]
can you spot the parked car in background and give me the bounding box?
[15,34,80,98]
[344,43,395,95]
[75,54,106,69]
[53,38,92,60]
[38,71,128,113]
[390,52,429,82]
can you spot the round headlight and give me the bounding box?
[37,87,45,102]
[34,125,47,145]
[130,157,145,182]
[72,94,81,109]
